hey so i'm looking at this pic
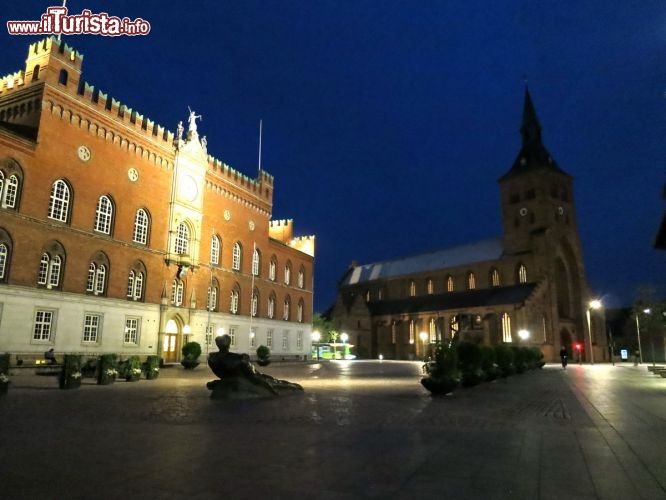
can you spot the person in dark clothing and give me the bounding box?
[44,348,57,364]
[559,346,568,369]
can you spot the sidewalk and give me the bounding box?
[1,362,664,499]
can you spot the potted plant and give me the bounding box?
[125,355,142,382]
[142,355,161,380]
[97,354,118,385]
[0,353,10,397]
[256,345,271,367]
[59,354,82,389]
[181,341,202,370]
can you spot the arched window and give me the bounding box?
[467,272,476,290]
[298,267,305,289]
[427,278,434,295]
[232,242,242,271]
[409,320,415,344]
[174,222,189,255]
[48,179,70,222]
[58,69,68,86]
[94,195,113,234]
[86,262,106,295]
[2,175,19,208]
[230,285,240,314]
[133,208,149,244]
[38,253,63,289]
[251,288,259,317]
[269,257,277,281]
[518,264,528,284]
[210,235,220,265]
[502,313,512,343]
[409,280,416,297]
[447,275,454,292]
[268,294,276,319]
[284,262,291,285]
[0,243,8,280]
[171,279,184,306]
[207,280,219,311]
[297,299,304,323]
[252,247,260,276]
[429,318,436,342]
[126,262,146,301]
[490,268,501,287]
[283,296,291,321]
[32,64,40,82]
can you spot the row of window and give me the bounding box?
[362,265,529,302]
[34,309,141,345]
[0,174,307,286]
[204,326,305,352]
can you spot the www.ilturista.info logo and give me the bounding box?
[7,7,151,36]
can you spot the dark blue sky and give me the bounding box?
[3,1,665,312]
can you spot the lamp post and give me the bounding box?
[312,330,321,361]
[340,332,348,359]
[183,324,191,344]
[419,331,428,360]
[586,299,602,364]
[518,329,530,342]
[634,308,650,365]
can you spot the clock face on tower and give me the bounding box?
[179,174,198,202]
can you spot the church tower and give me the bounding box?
[499,87,578,256]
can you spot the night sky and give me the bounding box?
[2,1,665,312]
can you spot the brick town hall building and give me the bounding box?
[330,89,606,363]
[0,37,315,363]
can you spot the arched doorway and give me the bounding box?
[163,316,185,363]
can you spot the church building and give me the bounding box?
[330,89,605,363]
[0,37,315,363]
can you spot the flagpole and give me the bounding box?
[249,241,257,354]
[257,119,263,176]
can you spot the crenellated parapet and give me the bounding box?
[269,219,294,242]
[205,178,272,219]
[290,235,316,257]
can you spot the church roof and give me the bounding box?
[367,283,538,315]
[340,238,504,287]
[500,87,570,181]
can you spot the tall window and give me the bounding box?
[297,300,304,323]
[251,289,258,317]
[252,247,260,276]
[124,317,139,344]
[266,329,273,348]
[467,272,476,290]
[282,330,289,350]
[207,283,218,311]
[0,243,8,280]
[447,275,454,292]
[429,318,436,342]
[269,257,277,281]
[133,209,149,244]
[0,173,19,209]
[409,280,416,297]
[268,294,276,319]
[409,320,415,344]
[174,222,190,255]
[230,286,239,314]
[427,278,434,295]
[33,309,54,341]
[298,268,305,289]
[211,235,220,265]
[171,279,184,306]
[83,314,101,343]
[86,262,106,295]
[232,242,242,271]
[284,263,291,285]
[229,326,237,347]
[94,195,113,234]
[518,264,528,283]
[490,268,501,287]
[502,313,512,343]
[48,179,70,222]
[283,297,291,321]
[127,268,145,301]
[297,331,303,351]
[38,253,62,288]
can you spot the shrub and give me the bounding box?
[0,353,10,396]
[421,344,460,395]
[457,341,484,387]
[125,355,142,381]
[143,355,160,379]
[528,347,545,369]
[480,345,499,381]
[495,345,515,377]
[181,341,202,370]
[98,354,118,385]
[59,354,82,389]
[511,346,527,374]
[256,345,271,367]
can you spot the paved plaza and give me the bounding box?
[1,360,665,500]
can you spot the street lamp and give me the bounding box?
[518,329,530,341]
[634,308,650,364]
[586,299,602,364]
[183,324,191,344]
[312,330,321,361]
[340,332,348,359]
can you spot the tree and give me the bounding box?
[313,313,339,343]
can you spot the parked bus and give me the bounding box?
[311,343,356,360]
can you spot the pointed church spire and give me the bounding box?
[520,86,542,145]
